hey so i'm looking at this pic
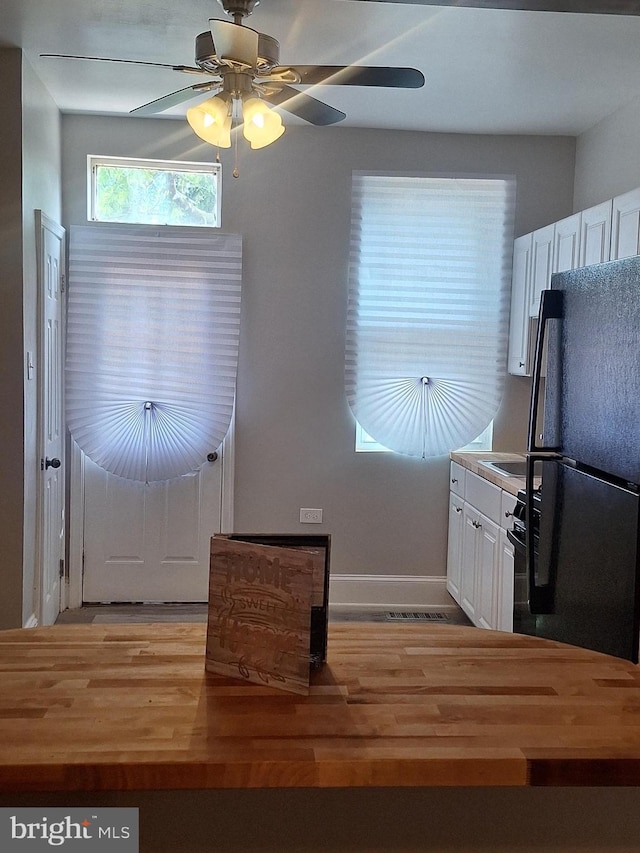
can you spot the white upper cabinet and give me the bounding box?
[508,185,640,377]
[529,224,555,318]
[553,212,581,274]
[507,234,532,376]
[580,200,612,266]
[611,187,640,260]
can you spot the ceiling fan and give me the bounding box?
[42,0,425,150]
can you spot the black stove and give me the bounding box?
[507,485,543,635]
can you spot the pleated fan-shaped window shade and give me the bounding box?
[346,173,515,458]
[66,224,242,482]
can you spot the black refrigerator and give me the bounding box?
[522,255,640,662]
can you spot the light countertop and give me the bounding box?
[450,451,527,496]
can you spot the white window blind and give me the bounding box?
[66,224,242,482]
[346,173,515,458]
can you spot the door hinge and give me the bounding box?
[61,273,66,293]
[59,558,65,579]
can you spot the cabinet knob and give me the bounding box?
[472,519,482,529]
[455,506,462,514]
[504,510,513,518]
[519,361,525,368]
[451,477,458,484]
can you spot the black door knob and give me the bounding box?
[45,457,61,470]
[207,452,219,463]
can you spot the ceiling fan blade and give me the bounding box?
[343,0,640,13]
[261,85,346,126]
[290,66,424,89]
[40,53,204,74]
[209,19,260,67]
[130,82,220,116]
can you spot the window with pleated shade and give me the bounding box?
[346,172,515,458]
[66,224,242,482]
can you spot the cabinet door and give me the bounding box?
[507,234,532,376]
[529,224,555,317]
[476,514,500,630]
[446,492,464,605]
[497,528,515,633]
[611,188,640,260]
[449,461,465,498]
[553,212,581,274]
[460,503,480,623]
[580,199,612,266]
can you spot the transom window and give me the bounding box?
[88,155,222,228]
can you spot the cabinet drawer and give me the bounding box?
[465,470,501,524]
[501,491,517,530]
[449,462,465,497]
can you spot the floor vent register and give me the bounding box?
[385,611,449,622]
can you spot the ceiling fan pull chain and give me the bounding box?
[233,120,240,178]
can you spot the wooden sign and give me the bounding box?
[206,536,320,695]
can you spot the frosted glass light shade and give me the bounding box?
[66,225,242,482]
[242,97,284,149]
[187,96,232,148]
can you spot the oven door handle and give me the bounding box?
[506,527,525,550]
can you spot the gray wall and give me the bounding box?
[61,114,575,591]
[21,55,62,626]
[574,93,640,211]
[0,49,25,628]
[0,48,61,629]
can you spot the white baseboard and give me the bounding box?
[328,574,456,611]
[23,613,39,629]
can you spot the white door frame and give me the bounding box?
[66,416,235,609]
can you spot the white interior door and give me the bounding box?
[37,211,66,626]
[82,446,225,602]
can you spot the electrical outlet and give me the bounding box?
[300,508,323,524]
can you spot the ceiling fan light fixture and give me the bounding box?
[186,95,232,147]
[241,96,284,149]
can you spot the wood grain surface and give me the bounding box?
[206,537,317,694]
[1,622,640,792]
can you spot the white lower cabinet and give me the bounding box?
[446,490,464,604]
[460,503,480,623]
[497,529,515,633]
[447,463,516,632]
[476,514,500,630]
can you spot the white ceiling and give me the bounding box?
[2,0,640,136]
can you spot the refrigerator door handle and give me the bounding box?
[528,288,563,453]
[525,452,557,614]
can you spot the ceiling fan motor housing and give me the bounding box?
[196,30,279,73]
[217,0,260,20]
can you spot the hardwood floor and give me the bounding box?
[55,603,471,625]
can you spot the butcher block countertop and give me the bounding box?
[2,622,640,792]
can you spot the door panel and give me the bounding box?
[82,449,223,602]
[161,473,203,562]
[476,516,499,630]
[38,212,65,626]
[536,462,640,661]
[546,258,640,483]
